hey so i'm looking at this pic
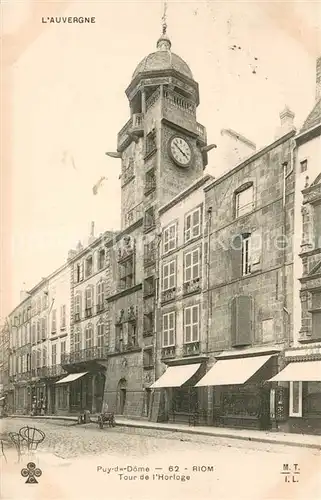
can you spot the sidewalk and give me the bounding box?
[8,413,321,450]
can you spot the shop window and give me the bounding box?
[303,382,321,416]
[289,381,302,417]
[231,295,252,347]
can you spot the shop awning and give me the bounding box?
[151,363,201,389]
[56,372,88,385]
[268,360,321,382]
[196,355,273,387]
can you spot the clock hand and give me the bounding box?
[176,144,189,159]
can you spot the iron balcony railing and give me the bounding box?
[61,346,109,365]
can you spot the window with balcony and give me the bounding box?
[144,169,156,195]
[85,256,93,278]
[74,293,82,322]
[185,207,201,243]
[235,183,254,218]
[51,309,57,333]
[163,223,177,255]
[51,344,57,366]
[74,328,81,351]
[119,258,134,290]
[96,281,105,313]
[85,286,93,317]
[183,247,201,294]
[162,312,175,347]
[85,324,94,349]
[144,206,156,232]
[60,305,66,329]
[184,305,200,343]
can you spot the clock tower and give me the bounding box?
[109,20,209,232]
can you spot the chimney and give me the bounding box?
[88,221,96,245]
[275,106,295,138]
[316,56,321,101]
[67,249,77,261]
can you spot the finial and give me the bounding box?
[157,1,171,51]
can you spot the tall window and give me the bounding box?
[242,234,251,276]
[41,317,47,340]
[51,344,57,366]
[31,323,36,344]
[85,256,93,278]
[51,309,57,333]
[97,281,105,310]
[185,207,201,242]
[74,329,81,351]
[42,346,47,367]
[235,184,254,218]
[184,248,200,282]
[97,322,105,348]
[60,340,66,360]
[85,287,93,316]
[163,223,177,254]
[98,248,105,270]
[75,293,82,320]
[60,305,66,329]
[311,292,321,340]
[37,320,41,341]
[128,321,137,346]
[115,324,123,352]
[184,305,199,343]
[85,324,94,349]
[162,312,175,347]
[314,202,321,249]
[162,260,176,291]
[231,295,252,347]
[36,349,41,368]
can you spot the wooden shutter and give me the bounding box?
[250,229,262,271]
[230,235,242,278]
[231,295,252,347]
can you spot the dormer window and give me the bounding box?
[235,183,254,218]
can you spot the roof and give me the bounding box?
[132,51,193,80]
[300,98,321,132]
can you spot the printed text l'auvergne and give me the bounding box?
[42,17,96,24]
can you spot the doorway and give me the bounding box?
[117,378,127,415]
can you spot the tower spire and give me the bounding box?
[157,1,171,51]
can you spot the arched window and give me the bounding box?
[85,323,94,349]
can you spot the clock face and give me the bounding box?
[169,136,192,167]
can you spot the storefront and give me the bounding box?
[269,357,321,435]
[196,351,280,430]
[151,360,208,425]
[30,383,47,415]
[55,371,105,414]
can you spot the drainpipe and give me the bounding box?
[206,207,213,355]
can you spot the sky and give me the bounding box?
[1,0,320,318]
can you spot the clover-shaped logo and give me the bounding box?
[21,462,42,484]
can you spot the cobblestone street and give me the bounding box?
[1,418,320,500]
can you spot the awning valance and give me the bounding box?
[56,372,88,385]
[196,355,272,387]
[268,360,321,382]
[151,363,201,389]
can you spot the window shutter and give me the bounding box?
[250,229,262,271]
[231,297,237,346]
[230,235,242,278]
[231,296,252,347]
